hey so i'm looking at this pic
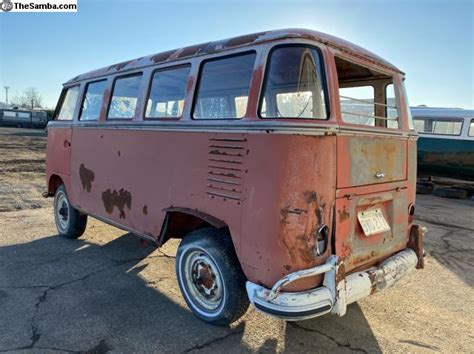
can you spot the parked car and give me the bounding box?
[44,29,425,325]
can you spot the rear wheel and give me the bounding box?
[54,185,87,239]
[176,228,249,326]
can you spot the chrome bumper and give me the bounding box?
[246,248,420,321]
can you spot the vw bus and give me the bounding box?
[45,29,425,325]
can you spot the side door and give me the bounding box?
[46,86,80,188]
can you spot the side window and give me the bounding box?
[413,118,427,132]
[339,86,375,126]
[193,52,255,119]
[336,56,399,128]
[260,46,327,119]
[56,86,80,120]
[145,65,190,118]
[108,74,142,119]
[80,80,107,121]
[469,119,474,137]
[433,119,463,135]
[385,83,398,128]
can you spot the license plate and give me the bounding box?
[357,208,391,236]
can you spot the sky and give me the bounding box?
[0,0,473,109]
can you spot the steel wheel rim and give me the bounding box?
[182,249,224,313]
[55,191,69,233]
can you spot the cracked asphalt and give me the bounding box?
[0,128,473,353]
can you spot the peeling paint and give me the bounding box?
[101,188,132,219]
[79,163,95,193]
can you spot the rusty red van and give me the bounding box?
[45,29,425,325]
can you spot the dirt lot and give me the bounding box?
[0,127,473,353]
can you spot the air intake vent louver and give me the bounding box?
[207,135,248,203]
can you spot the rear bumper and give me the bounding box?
[246,240,424,321]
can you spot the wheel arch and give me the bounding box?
[47,174,64,195]
[158,207,230,247]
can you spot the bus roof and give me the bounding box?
[65,28,402,85]
[411,106,474,119]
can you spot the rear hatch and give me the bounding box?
[335,135,409,271]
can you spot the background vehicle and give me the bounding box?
[411,107,474,181]
[0,108,49,128]
[45,29,424,325]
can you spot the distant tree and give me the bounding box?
[22,87,43,109]
[10,87,43,109]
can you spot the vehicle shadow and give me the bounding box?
[0,232,381,352]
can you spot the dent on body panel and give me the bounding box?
[279,190,329,265]
[276,137,336,272]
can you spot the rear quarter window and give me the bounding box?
[259,45,327,119]
[193,52,256,119]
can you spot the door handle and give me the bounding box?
[375,172,385,178]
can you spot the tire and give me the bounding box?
[54,185,87,239]
[176,228,249,326]
[433,186,467,200]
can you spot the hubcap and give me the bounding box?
[55,192,69,232]
[183,250,224,312]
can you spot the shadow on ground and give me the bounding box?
[0,232,381,353]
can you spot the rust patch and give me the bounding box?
[177,43,210,58]
[335,260,346,283]
[341,242,352,259]
[283,264,292,271]
[280,207,308,217]
[225,32,266,48]
[338,206,350,223]
[79,163,95,193]
[303,191,318,203]
[117,150,121,157]
[101,188,132,219]
[150,49,175,63]
[367,270,378,294]
[108,60,133,71]
[143,205,148,215]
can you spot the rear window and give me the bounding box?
[193,52,255,119]
[80,80,107,121]
[145,65,190,119]
[108,74,142,119]
[260,46,327,119]
[56,86,80,120]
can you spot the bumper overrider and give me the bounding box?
[246,225,426,321]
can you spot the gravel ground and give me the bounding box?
[0,127,473,353]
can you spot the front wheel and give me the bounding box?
[54,185,87,239]
[176,228,249,326]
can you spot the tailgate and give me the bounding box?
[335,134,409,271]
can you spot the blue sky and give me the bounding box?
[0,0,473,109]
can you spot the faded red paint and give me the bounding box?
[46,29,421,292]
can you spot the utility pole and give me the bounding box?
[4,86,10,106]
